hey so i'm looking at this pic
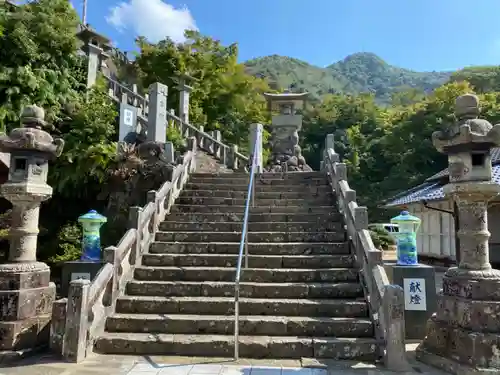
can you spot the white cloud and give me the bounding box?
[107,0,197,43]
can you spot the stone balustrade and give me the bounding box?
[323,133,409,372]
[50,138,198,362]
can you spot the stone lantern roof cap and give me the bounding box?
[0,105,64,158]
[263,91,309,112]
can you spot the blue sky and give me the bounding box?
[74,0,500,72]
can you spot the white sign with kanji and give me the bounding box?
[123,109,134,126]
[403,278,426,311]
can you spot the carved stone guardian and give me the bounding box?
[417,94,500,373]
[0,105,64,360]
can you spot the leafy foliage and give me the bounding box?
[0,0,85,130]
[245,53,451,104]
[369,227,396,251]
[132,31,272,151]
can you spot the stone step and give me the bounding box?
[141,254,354,269]
[126,281,363,299]
[180,189,334,200]
[134,266,357,283]
[115,296,369,317]
[176,196,334,206]
[164,212,342,223]
[155,231,345,243]
[159,221,344,232]
[188,177,328,186]
[149,242,350,255]
[94,332,379,360]
[191,172,325,179]
[185,183,332,193]
[171,205,336,214]
[105,314,374,338]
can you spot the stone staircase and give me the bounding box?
[94,171,378,360]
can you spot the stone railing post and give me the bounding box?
[147,82,168,142]
[128,206,142,265]
[382,285,410,371]
[228,144,239,170]
[63,279,90,362]
[250,123,263,173]
[164,141,175,164]
[214,130,222,159]
[197,125,205,150]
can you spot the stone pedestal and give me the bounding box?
[0,262,55,359]
[391,264,437,339]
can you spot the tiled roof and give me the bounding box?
[385,164,500,207]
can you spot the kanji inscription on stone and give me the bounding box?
[403,278,427,311]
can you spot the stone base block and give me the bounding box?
[0,283,55,320]
[0,262,51,291]
[419,315,500,371]
[443,275,500,300]
[416,347,500,375]
[436,293,500,332]
[0,314,51,351]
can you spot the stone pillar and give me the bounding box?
[249,123,263,173]
[147,82,168,142]
[174,74,196,124]
[177,82,192,124]
[263,91,312,172]
[416,94,500,374]
[0,105,65,360]
[86,44,103,88]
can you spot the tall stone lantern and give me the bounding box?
[263,91,312,172]
[0,105,64,359]
[416,94,500,373]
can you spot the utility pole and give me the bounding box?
[82,0,88,25]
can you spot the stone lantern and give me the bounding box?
[263,91,312,172]
[417,94,500,373]
[0,105,64,358]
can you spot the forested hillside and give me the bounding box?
[245,52,451,103]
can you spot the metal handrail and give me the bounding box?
[233,127,261,360]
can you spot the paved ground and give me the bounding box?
[0,349,449,375]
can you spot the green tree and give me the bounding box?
[0,0,86,130]
[133,30,272,151]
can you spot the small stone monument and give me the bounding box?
[416,94,500,373]
[0,105,64,359]
[263,91,312,172]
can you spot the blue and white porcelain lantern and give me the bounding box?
[390,211,421,266]
[78,210,107,262]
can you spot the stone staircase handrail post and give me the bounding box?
[323,133,409,371]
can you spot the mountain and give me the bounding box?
[244,52,452,103]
